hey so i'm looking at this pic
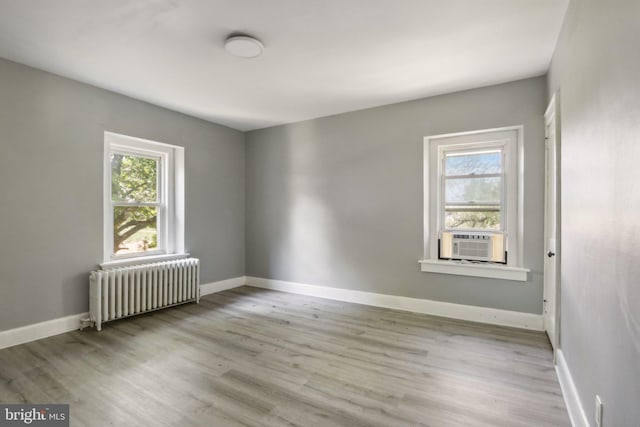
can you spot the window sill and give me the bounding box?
[101,253,190,269]
[418,259,529,281]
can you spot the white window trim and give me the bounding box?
[419,126,529,281]
[102,132,185,267]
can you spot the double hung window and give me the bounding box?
[103,132,184,264]
[421,127,528,280]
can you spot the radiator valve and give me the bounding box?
[79,317,94,331]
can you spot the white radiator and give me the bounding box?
[89,258,200,331]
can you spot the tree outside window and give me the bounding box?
[111,153,160,255]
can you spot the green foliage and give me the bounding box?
[446,211,500,229]
[111,154,158,251]
[111,154,157,202]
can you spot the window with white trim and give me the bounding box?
[103,132,184,264]
[421,127,529,281]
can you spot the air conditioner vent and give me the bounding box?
[439,231,506,263]
[454,234,491,259]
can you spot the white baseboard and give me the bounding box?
[0,275,542,350]
[246,276,543,331]
[0,312,89,350]
[200,276,247,296]
[556,349,589,427]
[0,275,246,351]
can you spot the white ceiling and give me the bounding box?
[0,1,568,131]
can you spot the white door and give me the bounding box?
[543,94,559,351]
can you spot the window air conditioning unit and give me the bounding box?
[453,233,492,260]
[439,231,506,263]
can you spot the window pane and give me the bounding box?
[445,151,501,176]
[445,177,501,204]
[113,206,158,254]
[111,154,158,203]
[445,210,501,230]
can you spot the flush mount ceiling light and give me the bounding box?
[224,35,264,58]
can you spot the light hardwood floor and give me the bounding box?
[0,286,569,426]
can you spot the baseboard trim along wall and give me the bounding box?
[200,276,247,296]
[556,349,589,427]
[0,276,247,350]
[245,276,544,331]
[1,275,542,347]
[0,312,89,350]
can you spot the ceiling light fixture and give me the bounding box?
[224,35,264,58]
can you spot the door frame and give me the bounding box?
[543,93,561,355]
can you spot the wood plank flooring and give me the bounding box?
[0,286,569,426]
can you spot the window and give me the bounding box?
[103,132,184,265]
[421,127,529,281]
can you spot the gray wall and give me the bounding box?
[246,77,547,314]
[0,58,245,332]
[548,0,640,425]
